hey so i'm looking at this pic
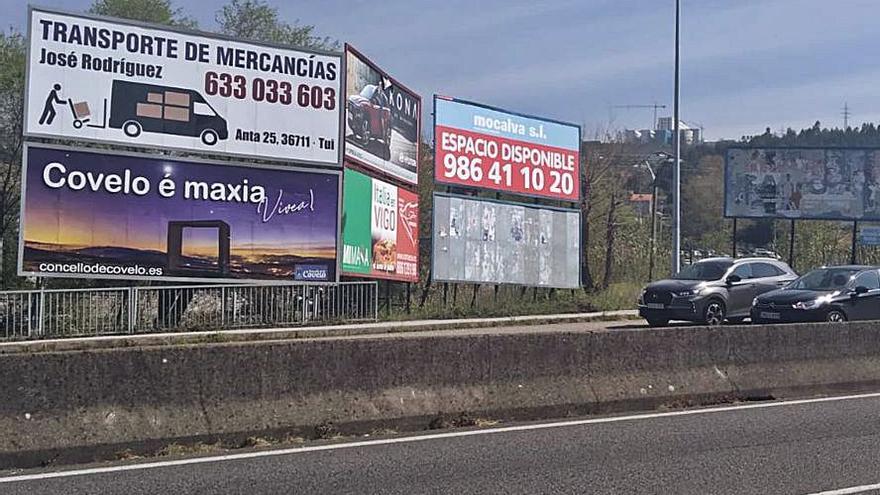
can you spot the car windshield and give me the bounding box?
[788,268,859,291]
[672,261,732,281]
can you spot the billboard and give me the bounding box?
[434,96,581,202]
[20,145,340,283]
[344,45,420,185]
[861,226,880,246]
[341,167,419,282]
[725,147,880,221]
[25,8,342,165]
[432,193,580,289]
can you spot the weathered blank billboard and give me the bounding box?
[26,8,342,165]
[20,145,340,283]
[725,147,880,221]
[432,193,580,288]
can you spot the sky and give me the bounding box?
[4,0,880,141]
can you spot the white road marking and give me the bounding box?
[3,391,880,484]
[804,483,880,494]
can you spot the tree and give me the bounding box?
[89,0,197,27]
[216,0,338,50]
[0,31,25,284]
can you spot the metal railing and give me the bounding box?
[0,282,378,340]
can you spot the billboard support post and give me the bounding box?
[852,221,859,265]
[788,220,796,270]
[419,271,431,309]
[732,218,738,259]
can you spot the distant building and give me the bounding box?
[656,117,702,144]
[629,193,653,218]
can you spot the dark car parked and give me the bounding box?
[347,84,392,159]
[639,257,798,327]
[751,265,880,323]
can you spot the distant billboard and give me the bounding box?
[25,8,342,165]
[432,193,580,288]
[20,145,340,283]
[341,167,419,282]
[344,45,421,185]
[861,226,880,246]
[433,96,581,202]
[725,147,880,221]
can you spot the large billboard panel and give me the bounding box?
[432,193,580,288]
[341,167,419,282]
[434,96,581,202]
[725,147,880,220]
[20,145,340,283]
[26,8,342,165]
[344,45,420,185]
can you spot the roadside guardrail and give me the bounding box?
[0,282,378,340]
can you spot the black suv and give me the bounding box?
[639,257,798,327]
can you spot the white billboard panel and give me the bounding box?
[26,8,343,166]
[432,193,581,289]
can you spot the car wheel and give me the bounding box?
[201,129,219,146]
[826,309,847,323]
[703,300,725,326]
[646,317,668,327]
[359,119,371,147]
[122,120,142,138]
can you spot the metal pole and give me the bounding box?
[648,181,658,281]
[671,0,681,275]
[788,219,796,270]
[732,218,738,258]
[851,221,858,265]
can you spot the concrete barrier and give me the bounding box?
[2,320,880,467]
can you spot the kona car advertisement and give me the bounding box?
[434,96,581,202]
[26,8,342,165]
[341,167,419,282]
[20,145,340,283]
[725,147,880,221]
[344,45,421,185]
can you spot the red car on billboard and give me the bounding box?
[347,84,392,159]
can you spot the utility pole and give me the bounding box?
[671,0,681,275]
[842,102,851,129]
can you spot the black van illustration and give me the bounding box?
[109,80,228,146]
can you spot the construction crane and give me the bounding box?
[611,103,668,130]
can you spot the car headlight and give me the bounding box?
[674,289,696,298]
[793,293,835,310]
[752,297,759,307]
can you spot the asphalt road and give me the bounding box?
[6,394,880,494]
